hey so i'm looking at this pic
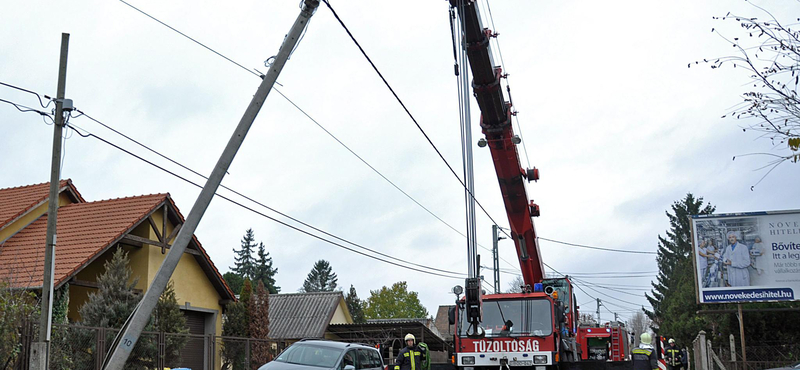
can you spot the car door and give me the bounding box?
[356,348,382,370]
[341,349,357,370]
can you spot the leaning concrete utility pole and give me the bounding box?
[103,1,319,369]
[30,32,70,370]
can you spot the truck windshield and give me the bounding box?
[460,299,552,337]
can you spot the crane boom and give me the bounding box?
[452,0,545,285]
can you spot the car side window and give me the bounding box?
[369,349,383,369]
[341,350,356,370]
[357,349,372,370]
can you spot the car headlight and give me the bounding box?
[533,355,548,364]
[462,356,476,365]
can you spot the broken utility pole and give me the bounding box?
[102,1,320,369]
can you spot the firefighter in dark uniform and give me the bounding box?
[395,334,425,370]
[665,338,682,370]
[632,333,658,370]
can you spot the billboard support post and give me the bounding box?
[737,304,746,363]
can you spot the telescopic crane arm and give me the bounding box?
[451,0,545,286]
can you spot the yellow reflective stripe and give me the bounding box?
[404,353,409,357]
[411,350,415,370]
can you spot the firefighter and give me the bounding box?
[632,333,658,370]
[665,338,683,370]
[395,333,426,370]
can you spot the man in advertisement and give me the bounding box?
[723,231,751,287]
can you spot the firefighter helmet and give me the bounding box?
[404,333,415,342]
[640,333,652,345]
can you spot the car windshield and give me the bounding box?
[460,299,552,337]
[275,344,342,368]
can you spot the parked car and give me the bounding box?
[258,340,385,370]
[766,361,800,370]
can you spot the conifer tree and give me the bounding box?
[223,271,245,296]
[221,279,252,370]
[253,242,280,294]
[345,285,366,323]
[250,281,272,365]
[300,260,338,292]
[77,248,188,369]
[231,229,258,279]
[645,194,714,345]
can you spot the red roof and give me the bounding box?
[0,179,84,231]
[0,194,165,288]
[0,182,235,301]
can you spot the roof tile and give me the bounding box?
[0,194,165,288]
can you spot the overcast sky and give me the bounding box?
[2,0,799,324]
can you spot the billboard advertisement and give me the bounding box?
[691,210,800,304]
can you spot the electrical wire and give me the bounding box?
[0,81,53,108]
[64,122,466,280]
[320,0,516,244]
[538,237,657,255]
[105,0,523,273]
[0,98,54,121]
[116,0,262,78]
[69,109,465,277]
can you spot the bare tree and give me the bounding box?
[628,311,652,347]
[505,276,524,293]
[694,4,800,185]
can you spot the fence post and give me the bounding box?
[96,327,106,370]
[729,334,736,370]
[246,338,251,370]
[696,331,708,370]
[208,333,215,370]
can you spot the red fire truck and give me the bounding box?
[446,1,629,369]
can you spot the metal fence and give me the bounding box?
[11,322,280,370]
[693,331,800,370]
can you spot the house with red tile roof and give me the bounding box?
[0,179,236,370]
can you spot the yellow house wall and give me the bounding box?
[330,299,353,325]
[63,205,226,369]
[146,209,224,369]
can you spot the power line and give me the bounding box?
[64,122,466,280]
[320,0,516,244]
[0,98,53,119]
[0,81,53,108]
[116,0,261,78]
[71,106,474,278]
[538,237,657,255]
[107,1,523,275]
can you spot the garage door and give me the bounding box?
[176,310,206,370]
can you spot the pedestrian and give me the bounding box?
[665,338,682,370]
[394,334,425,370]
[632,333,658,370]
[680,347,689,370]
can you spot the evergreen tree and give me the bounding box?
[250,281,273,365]
[223,272,245,296]
[231,229,258,279]
[364,281,428,319]
[77,248,188,369]
[221,279,251,370]
[79,248,141,328]
[156,281,189,367]
[300,260,338,292]
[345,285,366,323]
[253,242,280,294]
[645,194,715,345]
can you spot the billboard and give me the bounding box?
[691,209,800,304]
